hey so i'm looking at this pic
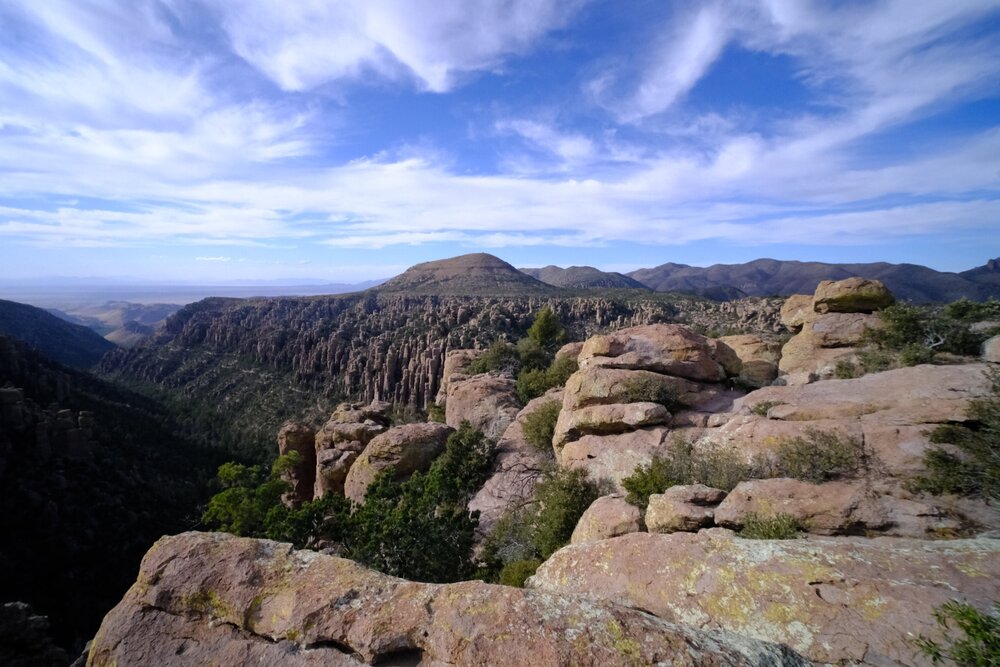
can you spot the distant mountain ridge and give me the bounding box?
[0,299,116,368]
[520,265,647,290]
[627,257,1000,302]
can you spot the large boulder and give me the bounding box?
[779,294,817,331]
[714,478,889,535]
[813,277,895,314]
[983,334,1000,363]
[88,532,809,667]
[554,341,584,364]
[277,422,316,508]
[562,366,706,411]
[343,423,453,504]
[436,348,483,403]
[529,529,1000,666]
[559,426,671,490]
[777,313,879,378]
[313,402,391,499]
[553,401,670,449]
[468,390,562,534]
[579,324,727,382]
[446,373,520,442]
[645,484,726,533]
[716,335,781,388]
[570,494,643,544]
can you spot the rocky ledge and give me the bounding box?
[87,532,808,667]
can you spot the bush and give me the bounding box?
[201,454,297,538]
[912,368,1000,500]
[498,559,542,588]
[834,359,859,379]
[749,400,784,417]
[426,402,446,423]
[862,301,992,368]
[772,428,866,483]
[738,513,802,539]
[526,306,566,350]
[516,355,578,404]
[621,438,759,508]
[619,376,680,410]
[467,341,521,375]
[522,400,561,453]
[914,600,1000,666]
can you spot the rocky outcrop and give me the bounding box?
[435,348,482,403]
[716,335,781,388]
[645,484,726,533]
[779,294,817,331]
[570,494,643,544]
[813,277,895,314]
[468,390,561,534]
[89,532,809,667]
[579,324,727,382]
[313,401,391,499]
[529,529,1000,666]
[343,423,453,504]
[277,422,317,507]
[445,372,521,442]
[984,334,1000,362]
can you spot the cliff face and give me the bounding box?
[101,293,782,460]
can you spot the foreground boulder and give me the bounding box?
[88,532,809,666]
[571,494,643,544]
[343,423,453,504]
[646,484,726,533]
[529,529,1000,666]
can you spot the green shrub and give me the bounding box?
[202,453,298,538]
[749,400,784,417]
[515,355,578,403]
[862,301,991,367]
[914,600,1000,666]
[857,347,894,373]
[619,376,680,410]
[737,513,802,539]
[621,438,759,508]
[834,359,859,379]
[912,368,1000,500]
[467,341,521,375]
[526,306,566,350]
[498,559,542,588]
[773,428,866,483]
[522,400,561,453]
[532,468,602,558]
[426,402,446,423]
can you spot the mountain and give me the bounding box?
[378,253,553,295]
[520,265,647,290]
[628,258,1000,302]
[0,334,218,652]
[0,299,116,368]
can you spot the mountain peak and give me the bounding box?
[377,253,552,295]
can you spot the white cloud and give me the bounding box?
[204,0,584,92]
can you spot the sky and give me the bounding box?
[1,0,999,283]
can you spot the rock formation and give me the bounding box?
[570,494,643,544]
[645,484,726,533]
[88,532,809,666]
[343,422,453,504]
[277,422,316,507]
[529,529,1000,666]
[313,401,391,499]
[445,372,520,441]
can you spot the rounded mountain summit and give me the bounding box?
[377,253,555,295]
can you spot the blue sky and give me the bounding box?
[1,0,999,283]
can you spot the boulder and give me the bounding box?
[779,294,817,331]
[529,529,1000,666]
[554,341,584,364]
[313,406,390,499]
[436,348,483,403]
[808,312,880,347]
[714,478,889,535]
[562,366,714,412]
[813,277,895,314]
[559,426,671,490]
[646,484,726,533]
[778,318,864,377]
[468,390,562,534]
[314,448,362,499]
[445,373,520,441]
[570,494,643,544]
[343,423,453,504]
[579,324,726,382]
[329,400,392,427]
[717,335,781,388]
[983,334,1000,363]
[89,532,809,667]
[277,422,316,508]
[553,401,670,449]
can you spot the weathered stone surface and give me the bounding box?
[714,478,889,535]
[809,312,880,347]
[779,294,817,331]
[560,427,671,490]
[277,422,316,507]
[717,335,781,387]
[529,529,1000,666]
[813,277,895,314]
[983,334,1000,363]
[89,532,809,667]
[646,484,726,533]
[313,403,391,499]
[553,401,670,448]
[555,341,584,363]
[445,373,520,441]
[571,494,643,544]
[329,400,393,427]
[562,366,713,412]
[343,423,453,504]
[469,390,561,534]
[315,448,361,498]
[777,316,867,377]
[579,324,726,382]
[436,348,483,403]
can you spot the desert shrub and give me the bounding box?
[467,341,521,375]
[622,438,758,508]
[750,400,784,417]
[912,368,1000,500]
[426,402,446,423]
[201,453,298,537]
[498,559,542,588]
[479,507,537,566]
[526,305,566,350]
[619,376,680,410]
[516,355,578,403]
[944,297,1000,323]
[863,301,991,368]
[738,513,802,539]
[857,347,894,373]
[914,600,1000,666]
[516,337,549,372]
[522,400,561,453]
[834,359,859,379]
[772,428,866,483]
